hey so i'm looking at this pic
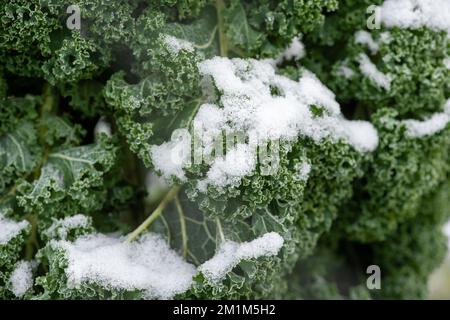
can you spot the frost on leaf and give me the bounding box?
[358,54,393,91]
[48,233,196,299]
[402,100,450,138]
[42,214,94,241]
[152,57,379,189]
[199,232,284,283]
[163,35,195,55]
[9,260,34,298]
[150,129,192,182]
[0,214,29,245]
[273,36,306,65]
[379,0,450,33]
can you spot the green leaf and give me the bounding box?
[17,137,117,227]
[0,122,41,194]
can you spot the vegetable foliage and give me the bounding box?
[0,0,449,300]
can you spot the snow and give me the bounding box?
[152,57,379,189]
[340,120,381,152]
[163,35,194,54]
[294,161,311,182]
[379,0,450,34]
[94,117,112,136]
[355,31,380,54]
[358,53,393,91]
[9,261,33,298]
[51,231,285,295]
[44,214,92,240]
[150,129,192,181]
[275,36,305,64]
[195,58,378,189]
[145,171,169,201]
[197,143,257,191]
[0,215,29,245]
[51,233,196,299]
[296,70,341,115]
[198,232,284,283]
[444,57,450,70]
[354,30,391,54]
[338,64,356,79]
[192,103,226,161]
[402,101,450,138]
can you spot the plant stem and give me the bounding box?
[126,186,180,243]
[34,83,57,180]
[40,84,54,115]
[0,185,16,205]
[174,194,188,259]
[216,217,225,243]
[215,0,228,57]
[24,84,57,258]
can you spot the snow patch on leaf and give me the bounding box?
[0,214,29,245]
[150,129,192,181]
[198,232,284,283]
[444,57,450,70]
[197,143,257,191]
[402,100,450,138]
[294,161,312,182]
[43,214,93,240]
[355,31,380,54]
[50,233,197,299]
[379,0,450,33]
[275,36,306,64]
[9,260,34,298]
[358,53,393,91]
[163,35,195,55]
[151,57,379,189]
[338,63,356,79]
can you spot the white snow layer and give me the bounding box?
[379,0,450,34]
[358,53,393,91]
[338,64,356,79]
[444,57,450,70]
[294,161,311,182]
[151,57,379,190]
[197,143,257,191]
[198,232,284,283]
[44,214,92,240]
[163,35,194,54]
[197,58,378,189]
[94,117,112,136]
[51,233,197,299]
[402,100,450,138]
[355,31,391,54]
[276,36,306,64]
[52,231,284,297]
[0,215,29,245]
[150,129,192,181]
[355,31,380,54]
[9,261,33,298]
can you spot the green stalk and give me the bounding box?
[25,84,57,258]
[216,0,228,57]
[34,83,57,179]
[174,194,188,259]
[126,186,180,243]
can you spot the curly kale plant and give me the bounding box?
[0,0,449,300]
